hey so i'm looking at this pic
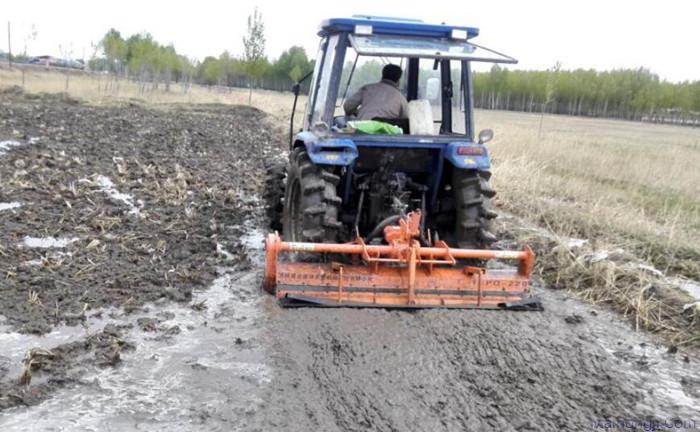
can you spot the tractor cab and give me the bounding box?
[297,16,516,141]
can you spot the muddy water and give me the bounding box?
[2,233,699,431]
[0,268,271,431]
[0,320,87,380]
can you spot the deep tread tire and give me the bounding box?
[283,148,341,246]
[264,161,286,233]
[453,169,498,249]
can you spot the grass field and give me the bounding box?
[479,110,700,277]
[3,65,699,342]
[475,111,700,343]
[0,64,303,121]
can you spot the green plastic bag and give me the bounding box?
[347,120,403,135]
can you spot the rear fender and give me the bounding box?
[295,131,358,166]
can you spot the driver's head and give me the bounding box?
[382,64,402,83]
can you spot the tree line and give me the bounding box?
[335,61,699,124]
[472,65,700,124]
[90,9,313,94]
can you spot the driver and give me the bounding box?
[343,64,409,121]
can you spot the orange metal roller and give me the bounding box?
[263,212,541,310]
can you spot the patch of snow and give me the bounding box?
[0,139,22,154]
[584,250,609,263]
[235,190,261,205]
[0,202,22,211]
[240,229,266,251]
[216,243,235,260]
[581,248,626,264]
[668,277,700,301]
[21,249,73,267]
[0,137,39,155]
[22,236,80,249]
[564,237,588,248]
[683,302,700,313]
[21,250,74,268]
[86,175,144,215]
[626,262,665,277]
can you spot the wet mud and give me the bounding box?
[1,89,698,431]
[256,289,699,431]
[0,89,276,334]
[0,89,277,410]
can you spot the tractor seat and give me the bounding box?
[406,100,433,135]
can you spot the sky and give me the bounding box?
[1,0,698,82]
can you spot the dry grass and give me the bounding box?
[479,110,700,345]
[0,64,305,123]
[479,110,700,280]
[502,218,700,345]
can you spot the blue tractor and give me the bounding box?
[266,16,518,261]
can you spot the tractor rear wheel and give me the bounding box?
[452,169,498,249]
[282,148,341,246]
[263,161,286,233]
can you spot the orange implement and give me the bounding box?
[263,212,541,310]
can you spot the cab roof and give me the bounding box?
[319,16,479,39]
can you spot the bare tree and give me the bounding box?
[59,43,74,92]
[23,23,37,56]
[7,22,11,68]
[242,7,267,104]
[538,61,561,137]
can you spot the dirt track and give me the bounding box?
[1,89,698,431]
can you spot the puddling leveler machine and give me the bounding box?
[264,212,538,308]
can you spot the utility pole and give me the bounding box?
[7,21,11,68]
